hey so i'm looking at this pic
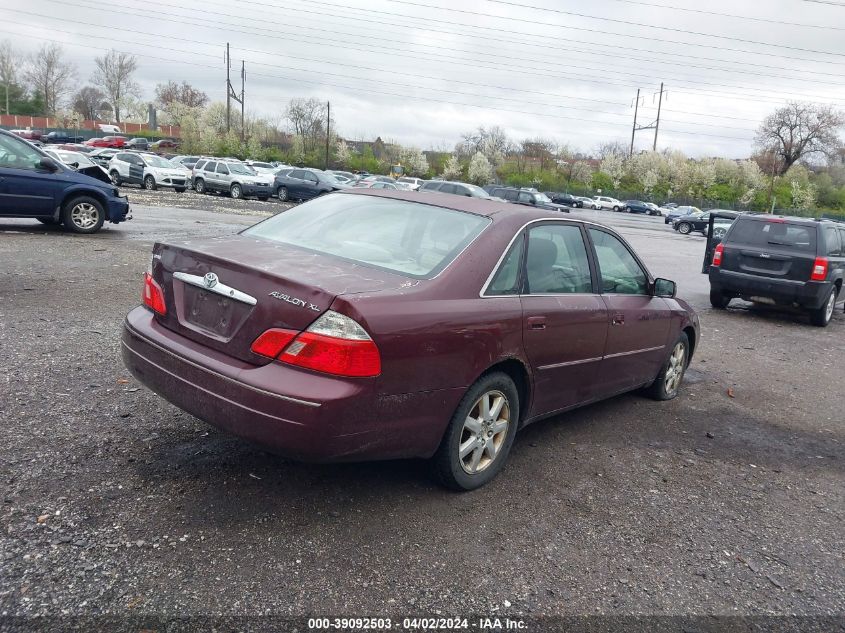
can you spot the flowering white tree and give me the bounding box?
[335,139,351,166]
[442,155,463,180]
[600,152,624,188]
[791,180,817,209]
[399,146,429,176]
[467,151,493,185]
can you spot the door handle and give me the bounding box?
[527,316,547,330]
[612,313,625,325]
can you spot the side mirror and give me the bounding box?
[68,162,79,169]
[38,156,59,172]
[653,278,677,298]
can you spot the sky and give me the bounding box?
[1,0,844,158]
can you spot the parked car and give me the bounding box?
[43,132,85,144]
[85,138,109,148]
[193,159,274,200]
[674,210,738,235]
[645,202,662,216]
[491,187,570,213]
[546,192,580,207]
[419,180,493,198]
[328,170,357,183]
[354,180,399,190]
[88,148,120,167]
[0,128,129,233]
[150,139,179,151]
[122,190,699,490]
[664,206,702,225]
[397,176,424,190]
[708,215,845,327]
[577,196,601,210]
[97,124,122,134]
[57,143,95,154]
[108,152,190,192]
[274,168,351,201]
[125,138,150,151]
[43,148,111,183]
[623,200,654,215]
[9,129,44,141]
[593,196,624,211]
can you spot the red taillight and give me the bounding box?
[142,272,166,315]
[278,332,381,377]
[811,257,828,281]
[712,243,724,267]
[250,328,297,359]
[253,311,381,377]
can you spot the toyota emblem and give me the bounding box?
[203,272,219,288]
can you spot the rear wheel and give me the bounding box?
[710,289,731,309]
[430,372,519,491]
[61,196,105,234]
[677,222,692,234]
[194,179,206,194]
[230,184,243,199]
[277,186,289,201]
[809,287,837,327]
[613,205,621,212]
[109,170,121,186]
[645,333,690,401]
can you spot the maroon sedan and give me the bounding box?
[122,190,699,490]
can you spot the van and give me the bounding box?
[97,124,122,134]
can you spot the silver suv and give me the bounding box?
[193,160,274,200]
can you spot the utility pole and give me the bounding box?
[225,43,244,138]
[653,82,664,151]
[325,101,331,170]
[630,88,640,158]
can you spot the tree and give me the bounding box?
[335,139,351,167]
[284,98,330,154]
[398,146,429,176]
[600,153,625,188]
[0,40,21,115]
[155,80,208,125]
[755,102,845,175]
[25,43,76,115]
[72,86,107,120]
[467,152,493,185]
[92,50,140,123]
[595,140,628,160]
[442,155,462,180]
[570,160,593,183]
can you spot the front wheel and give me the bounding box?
[109,170,121,186]
[430,372,520,491]
[61,196,105,234]
[194,179,206,194]
[613,205,620,212]
[230,184,243,199]
[677,222,692,234]
[645,333,690,401]
[277,186,289,201]
[144,175,157,191]
[809,287,837,327]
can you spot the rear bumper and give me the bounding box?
[710,269,831,309]
[121,307,461,461]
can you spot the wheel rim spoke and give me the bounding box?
[459,389,510,475]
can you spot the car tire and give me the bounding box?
[109,170,121,186]
[613,205,620,212]
[677,222,692,235]
[195,179,205,194]
[175,188,185,193]
[144,175,157,191]
[230,184,243,199]
[61,195,105,234]
[809,287,837,327]
[710,289,731,309]
[277,186,289,201]
[430,371,520,491]
[645,332,690,401]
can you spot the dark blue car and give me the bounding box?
[0,129,130,233]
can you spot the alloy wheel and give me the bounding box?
[824,291,835,323]
[70,202,100,230]
[144,176,155,190]
[458,390,510,475]
[663,342,686,396]
[678,223,691,234]
[231,185,242,199]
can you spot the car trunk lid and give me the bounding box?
[151,235,406,364]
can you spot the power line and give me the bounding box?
[32,0,845,106]
[0,24,756,142]
[388,0,845,58]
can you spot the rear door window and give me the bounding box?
[204,161,217,172]
[485,233,525,296]
[728,219,816,253]
[527,225,593,294]
[823,227,842,256]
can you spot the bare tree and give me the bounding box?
[595,140,628,160]
[72,86,107,120]
[154,80,208,125]
[92,50,140,123]
[24,43,77,115]
[0,40,21,115]
[755,101,845,175]
[284,98,331,154]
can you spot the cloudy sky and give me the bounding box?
[2,0,844,157]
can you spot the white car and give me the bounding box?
[593,195,624,211]
[397,176,424,190]
[108,152,190,191]
[577,196,601,209]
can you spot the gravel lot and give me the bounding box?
[0,196,843,629]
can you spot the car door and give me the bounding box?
[216,163,231,192]
[286,169,307,197]
[0,132,60,217]
[587,227,672,395]
[127,155,145,184]
[517,222,609,416]
[202,161,218,191]
[300,170,322,199]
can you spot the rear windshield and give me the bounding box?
[728,219,816,252]
[243,194,490,278]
